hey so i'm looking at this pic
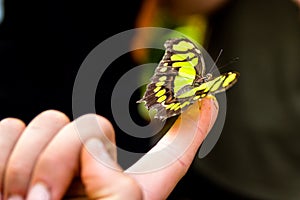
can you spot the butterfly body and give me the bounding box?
[137,38,239,120]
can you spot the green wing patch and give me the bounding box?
[137,38,239,120]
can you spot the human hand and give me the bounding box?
[0,97,218,200]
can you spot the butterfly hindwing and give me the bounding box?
[175,72,240,100]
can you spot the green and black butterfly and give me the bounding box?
[137,38,239,120]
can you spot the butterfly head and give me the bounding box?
[194,73,213,86]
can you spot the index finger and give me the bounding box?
[126,97,218,200]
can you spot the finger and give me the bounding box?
[27,114,116,200]
[80,138,142,200]
[0,118,25,198]
[4,110,69,199]
[126,97,219,200]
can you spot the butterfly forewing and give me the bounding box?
[137,38,239,120]
[176,72,240,100]
[138,38,206,120]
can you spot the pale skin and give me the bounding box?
[0,97,218,200]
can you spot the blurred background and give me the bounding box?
[1,0,300,199]
[134,0,300,199]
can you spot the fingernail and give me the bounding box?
[26,183,50,200]
[7,195,23,200]
[85,138,115,164]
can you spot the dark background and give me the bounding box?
[0,0,142,123]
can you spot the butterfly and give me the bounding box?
[137,38,239,120]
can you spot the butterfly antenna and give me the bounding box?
[210,56,239,74]
[218,57,239,71]
[208,49,223,74]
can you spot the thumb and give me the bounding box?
[81,138,142,199]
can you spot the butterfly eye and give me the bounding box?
[205,73,213,81]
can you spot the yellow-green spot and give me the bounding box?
[155,89,166,97]
[174,105,181,111]
[180,101,190,108]
[156,81,164,87]
[177,87,199,98]
[178,65,196,79]
[210,76,226,92]
[160,67,168,72]
[157,95,166,103]
[193,96,200,100]
[201,94,206,97]
[171,54,185,61]
[198,82,208,91]
[174,76,193,94]
[222,73,237,87]
[153,86,161,93]
[165,103,175,110]
[190,57,198,66]
[173,40,195,52]
[204,81,216,92]
[159,76,167,82]
[197,80,216,93]
[172,57,198,70]
[170,52,195,61]
[163,63,168,66]
[200,77,230,93]
[170,103,181,110]
[173,61,191,68]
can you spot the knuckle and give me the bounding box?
[27,110,70,132]
[37,151,61,169]
[74,114,115,140]
[4,162,30,196]
[6,161,31,181]
[77,114,113,128]
[38,152,76,173]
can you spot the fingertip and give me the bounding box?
[37,110,70,124]
[199,95,219,110]
[75,114,115,140]
[199,96,219,120]
[0,118,26,132]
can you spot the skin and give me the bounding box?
[0,97,218,200]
